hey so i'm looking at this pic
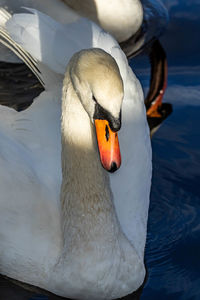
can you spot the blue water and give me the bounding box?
[132,1,200,299]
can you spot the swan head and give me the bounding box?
[68,48,124,172]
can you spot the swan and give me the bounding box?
[0,0,171,130]
[0,0,143,45]
[0,8,152,300]
[0,0,167,53]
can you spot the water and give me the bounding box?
[132,1,200,299]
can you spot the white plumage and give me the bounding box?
[0,8,152,300]
[0,0,168,62]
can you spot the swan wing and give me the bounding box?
[0,0,80,29]
[0,89,62,194]
[6,9,94,75]
[0,10,65,275]
[0,89,62,284]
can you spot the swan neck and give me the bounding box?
[60,74,121,252]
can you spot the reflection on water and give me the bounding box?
[132,1,200,299]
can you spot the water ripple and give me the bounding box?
[140,103,200,299]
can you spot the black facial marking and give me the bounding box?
[94,103,121,132]
[92,95,97,103]
[105,125,109,141]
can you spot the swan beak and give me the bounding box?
[95,120,121,172]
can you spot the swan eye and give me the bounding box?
[92,95,97,103]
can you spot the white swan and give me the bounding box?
[0,0,168,60]
[0,9,152,299]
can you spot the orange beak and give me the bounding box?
[95,119,121,172]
